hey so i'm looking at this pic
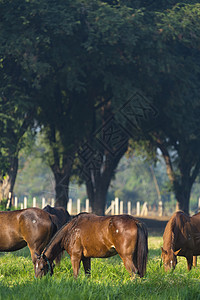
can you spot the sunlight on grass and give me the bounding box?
[0,235,200,300]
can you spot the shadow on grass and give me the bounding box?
[0,246,31,258]
[0,271,200,300]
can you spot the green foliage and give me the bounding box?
[14,152,54,201]
[1,0,200,211]
[0,199,8,211]
[108,155,176,210]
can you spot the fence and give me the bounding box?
[8,195,166,217]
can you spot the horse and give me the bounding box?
[43,205,71,231]
[35,213,148,279]
[161,210,200,271]
[43,205,71,264]
[0,206,71,275]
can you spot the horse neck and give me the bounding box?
[163,215,176,251]
[44,219,75,261]
[44,225,68,261]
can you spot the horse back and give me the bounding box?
[18,208,57,250]
[0,208,53,251]
[19,208,55,235]
[73,214,138,239]
[65,214,140,258]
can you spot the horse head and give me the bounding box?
[161,247,181,271]
[34,252,54,278]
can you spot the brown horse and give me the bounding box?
[161,211,200,271]
[35,213,148,279]
[0,206,71,274]
[43,205,71,231]
[43,205,71,264]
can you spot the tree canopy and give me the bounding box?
[1,0,200,213]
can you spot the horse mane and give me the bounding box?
[42,212,89,255]
[163,211,190,250]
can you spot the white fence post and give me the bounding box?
[128,201,131,215]
[33,197,36,207]
[158,201,163,217]
[111,200,115,215]
[105,202,113,215]
[136,201,140,216]
[120,201,123,214]
[141,202,148,216]
[42,197,46,209]
[21,203,23,209]
[6,192,12,209]
[14,197,18,208]
[77,198,81,214]
[51,198,55,207]
[85,199,89,212]
[24,197,27,209]
[67,198,72,214]
[115,197,119,215]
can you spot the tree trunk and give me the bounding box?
[0,155,18,204]
[175,185,190,214]
[156,135,200,215]
[80,99,129,215]
[50,156,74,209]
[86,175,110,216]
[84,139,128,215]
[54,172,70,209]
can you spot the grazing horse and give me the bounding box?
[0,207,71,275]
[43,205,71,264]
[43,205,71,231]
[161,211,200,271]
[35,213,148,279]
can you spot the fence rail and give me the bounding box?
[6,194,168,217]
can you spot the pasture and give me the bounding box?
[0,235,200,300]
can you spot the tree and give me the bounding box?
[139,4,200,213]
[0,0,95,207]
[1,0,200,214]
[0,97,34,202]
[75,101,129,215]
[23,0,146,209]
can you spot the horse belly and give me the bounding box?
[83,245,117,258]
[82,236,117,258]
[0,232,26,252]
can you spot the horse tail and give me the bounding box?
[136,222,148,278]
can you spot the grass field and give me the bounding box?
[0,235,200,300]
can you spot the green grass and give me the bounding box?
[0,236,200,300]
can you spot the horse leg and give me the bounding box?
[193,256,197,267]
[28,244,48,274]
[28,247,38,273]
[186,255,193,271]
[71,255,81,279]
[55,251,64,265]
[120,255,138,277]
[82,257,91,277]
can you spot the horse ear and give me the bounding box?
[174,249,181,256]
[161,247,167,255]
